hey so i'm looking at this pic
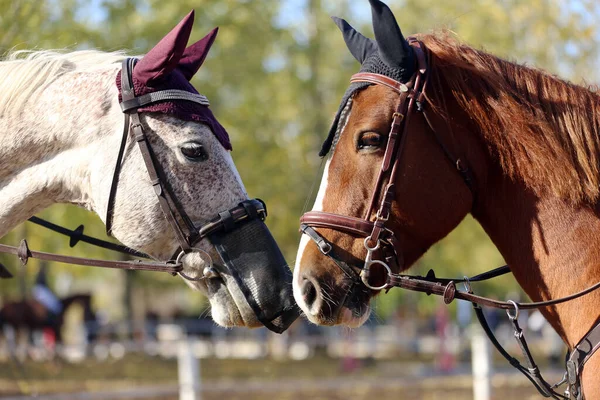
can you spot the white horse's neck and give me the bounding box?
[0,56,122,237]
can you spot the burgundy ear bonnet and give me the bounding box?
[116,11,231,150]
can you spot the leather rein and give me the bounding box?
[0,58,268,282]
[300,39,600,399]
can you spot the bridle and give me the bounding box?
[299,39,600,399]
[0,58,269,281]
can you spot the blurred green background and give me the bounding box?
[1,0,599,322]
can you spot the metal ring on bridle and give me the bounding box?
[506,299,520,320]
[364,236,380,251]
[176,248,214,282]
[360,260,392,290]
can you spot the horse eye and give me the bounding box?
[358,132,384,150]
[181,143,208,161]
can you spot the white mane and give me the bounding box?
[0,50,127,118]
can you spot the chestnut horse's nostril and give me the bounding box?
[301,275,322,313]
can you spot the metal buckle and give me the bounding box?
[317,240,332,255]
[392,111,405,121]
[376,208,390,222]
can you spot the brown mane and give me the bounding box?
[420,33,600,204]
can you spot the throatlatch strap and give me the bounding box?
[118,57,199,252]
[105,112,131,235]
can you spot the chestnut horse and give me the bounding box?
[294,0,600,398]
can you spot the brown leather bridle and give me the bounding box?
[0,58,269,281]
[299,39,600,399]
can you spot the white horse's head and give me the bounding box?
[0,11,298,332]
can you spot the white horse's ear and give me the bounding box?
[134,10,195,85]
[178,27,218,81]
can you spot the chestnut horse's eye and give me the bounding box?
[181,142,209,162]
[357,132,384,150]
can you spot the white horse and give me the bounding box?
[0,11,297,332]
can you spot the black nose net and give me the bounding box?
[209,219,300,333]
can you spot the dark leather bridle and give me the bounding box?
[300,39,600,399]
[0,58,269,281]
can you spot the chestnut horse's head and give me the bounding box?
[293,0,475,326]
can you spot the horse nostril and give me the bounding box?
[301,275,320,310]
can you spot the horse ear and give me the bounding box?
[178,27,218,81]
[368,0,413,68]
[332,16,376,64]
[134,10,195,85]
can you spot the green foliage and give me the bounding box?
[2,0,600,318]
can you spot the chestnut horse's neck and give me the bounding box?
[437,79,600,397]
[473,172,600,342]
[419,38,600,394]
[471,166,600,397]
[422,38,600,349]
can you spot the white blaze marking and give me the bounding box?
[293,100,353,318]
[293,157,332,315]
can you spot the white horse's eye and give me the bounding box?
[181,142,208,162]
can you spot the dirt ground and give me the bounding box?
[0,354,564,399]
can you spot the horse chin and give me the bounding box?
[303,303,371,328]
[187,270,262,329]
[340,305,371,328]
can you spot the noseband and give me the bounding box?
[299,40,600,399]
[0,58,269,281]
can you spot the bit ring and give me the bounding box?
[176,248,214,282]
[360,260,392,290]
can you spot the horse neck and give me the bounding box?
[472,172,600,397]
[0,66,122,237]
[428,68,600,348]
[472,152,600,339]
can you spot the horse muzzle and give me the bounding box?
[209,217,300,333]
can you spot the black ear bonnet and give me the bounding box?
[320,0,416,157]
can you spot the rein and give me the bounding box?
[300,39,600,399]
[0,58,268,282]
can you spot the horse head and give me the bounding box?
[0,11,298,332]
[293,0,477,327]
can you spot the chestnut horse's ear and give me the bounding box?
[368,0,413,68]
[134,10,195,85]
[332,17,376,64]
[178,27,219,81]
